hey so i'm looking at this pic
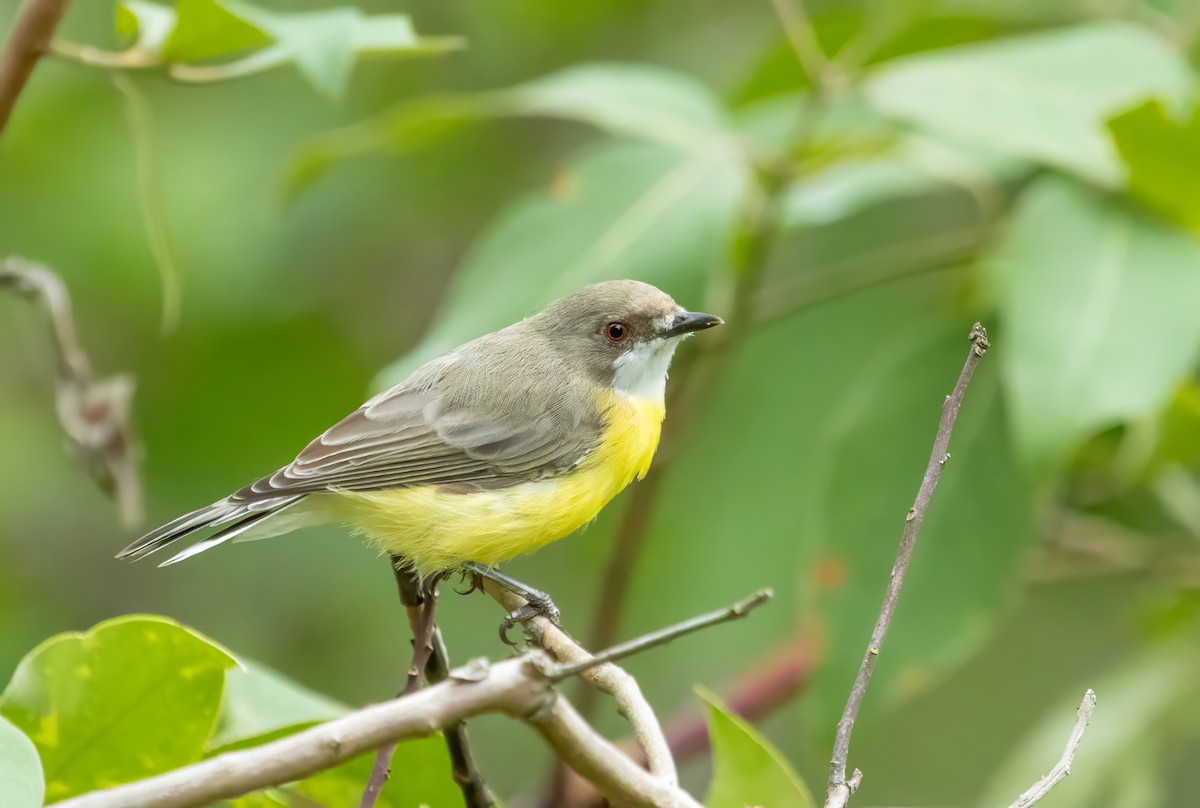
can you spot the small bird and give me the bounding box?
[118,280,721,636]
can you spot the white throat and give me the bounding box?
[611,337,682,402]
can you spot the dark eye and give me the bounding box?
[604,321,629,343]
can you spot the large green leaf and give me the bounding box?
[699,686,816,808]
[374,139,746,388]
[210,660,346,750]
[1109,99,1200,233]
[982,175,1200,476]
[0,716,42,808]
[865,22,1191,186]
[0,615,236,803]
[291,62,735,196]
[620,271,1033,755]
[977,639,1200,808]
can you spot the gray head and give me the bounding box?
[530,280,722,399]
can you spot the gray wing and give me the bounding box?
[118,356,602,563]
[229,383,601,501]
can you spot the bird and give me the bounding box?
[118,280,722,637]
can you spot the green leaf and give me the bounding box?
[865,22,1191,185]
[698,686,815,808]
[210,660,346,750]
[783,132,1022,227]
[291,62,734,196]
[488,63,730,149]
[621,270,1033,760]
[0,615,237,802]
[982,175,1200,476]
[0,716,42,808]
[286,742,459,808]
[977,640,1200,808]
[165,0,272,63]
[117,0,177,54]
[374,140,747,389]
[227,5,461,99]
[1109,98,1200,233]
[115,1,457,98]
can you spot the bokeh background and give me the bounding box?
[3,0,1200,805]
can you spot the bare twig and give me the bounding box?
[1,257,143,524]
[1006,689,1097,808]
[824,323,990,808]
[550,588,772,680]
[482,579,680,788]
[0,0,71,136]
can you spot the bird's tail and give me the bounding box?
[117,495,304,566]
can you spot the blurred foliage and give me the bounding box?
[3,0,1200,805]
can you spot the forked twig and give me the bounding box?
[1006,690,1097,808]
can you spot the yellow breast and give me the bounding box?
[333,390,665,577]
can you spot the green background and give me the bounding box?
[3,0,1200,805]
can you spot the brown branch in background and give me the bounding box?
[1,257,143,524]
[824,323,990,808]
[662,638,811,763]
[1006,689,1097,808]
[559,637,812,807]
[0,0,71,136]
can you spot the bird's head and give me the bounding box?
[533,280,722,401]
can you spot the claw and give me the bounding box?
[498,605,536,647]
[455,571,483,597]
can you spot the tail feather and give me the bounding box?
[117,495,303,562]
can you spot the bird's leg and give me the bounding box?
[460,561,561,646]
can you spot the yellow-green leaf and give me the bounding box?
[699,685,816,808]
[0,615,236,802]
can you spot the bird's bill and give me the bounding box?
[660,310,723,339]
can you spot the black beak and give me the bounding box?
[661,310,723,339]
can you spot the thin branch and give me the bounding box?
[426,626,493,808]
[1,257,143,524]
[1006,689,1097,808]
[111,72,183,332]
[0,0,71,137]
[769,0,832,95]
[360,569,445,808]
[362,565,492,807]
[824,322,991,808]
[481,579,680,788]
[550,589,772,680]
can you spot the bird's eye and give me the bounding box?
[604,321,629,343]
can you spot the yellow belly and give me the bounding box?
[332,391,665,577]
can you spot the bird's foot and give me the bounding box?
[499,590,561,647]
